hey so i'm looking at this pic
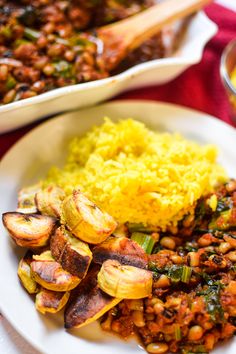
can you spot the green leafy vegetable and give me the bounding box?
[209,209,234,230]
[24,27,40,41]
[53,61,72,78]
[197,282,224,322]
[216,198,232,213]
[149,264,192,284]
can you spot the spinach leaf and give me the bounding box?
[197,283,224,322]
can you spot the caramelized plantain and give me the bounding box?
[17,184,40,213]
[64,266,121,329]
[2,212,58,248]
[35,185,65,217]
[50,226,92,277]
[35,288,70,314]
[17,251,38,294]
[31,251,80,291]
[93,236,148,269]
[97,260,153,299]
[61,190,117,244]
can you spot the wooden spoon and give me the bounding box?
[97,0,212,71]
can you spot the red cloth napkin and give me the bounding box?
[0,3,236,159]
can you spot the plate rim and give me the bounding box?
[0,99,235,354]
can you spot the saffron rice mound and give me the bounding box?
[45,118,226,230]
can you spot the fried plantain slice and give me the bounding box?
[93,236,148,269]
[2,212,58,248]
[61,190,117,244]
[64,266,121,329]
[17,183,40,214]
[31,251,80,291]
[97,260,153,299]
[18,251,38,294]
[35,288,70,314]
[50,226,92,277]
[35,185,65,218]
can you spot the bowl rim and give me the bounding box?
[220,38,236,95]
[0,11,217,114]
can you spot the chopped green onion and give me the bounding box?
[52,61,72,78]
[131,232,155,254]
[14,39,30,48]
[6,76,16,90]
[24,27,40,41]
[174,324,182,341]
[0,26,12,38]
[181,265,192,283]
[69,36,93,47]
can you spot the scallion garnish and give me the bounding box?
[181,265,192,283]
[131,232,155,254]
[174,324,182,341]
[24,27,40,41]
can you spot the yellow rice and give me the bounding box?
[45,118,226,230]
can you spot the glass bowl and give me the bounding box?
[220,39,236,125]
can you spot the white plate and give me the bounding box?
[0,101,235,354]
[0,11,217,134]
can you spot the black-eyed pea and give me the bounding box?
[227,280,236,295]
[151,297,163,306]
[198,234,212,247]
[218,242,232,254]
[154,302,164,315]
[43,64,55,76]
[0,65,8,81]
[155,275,170,288]
[132,310,145,327]
[171,254,183,264]
[160,237,176,250]
[187,252,199,267]
[188,325,203,341]
[64,50,75,62]
[226,251,236,262]
[3,89,16,104]
[146,342,169,353]
[226,180,236,192]
[209,254,227,268]
[224,235,236,248]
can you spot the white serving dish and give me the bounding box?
[0,11,217,134]
[0,100,235,354]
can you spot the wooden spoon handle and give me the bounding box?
[99,0,212,53]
